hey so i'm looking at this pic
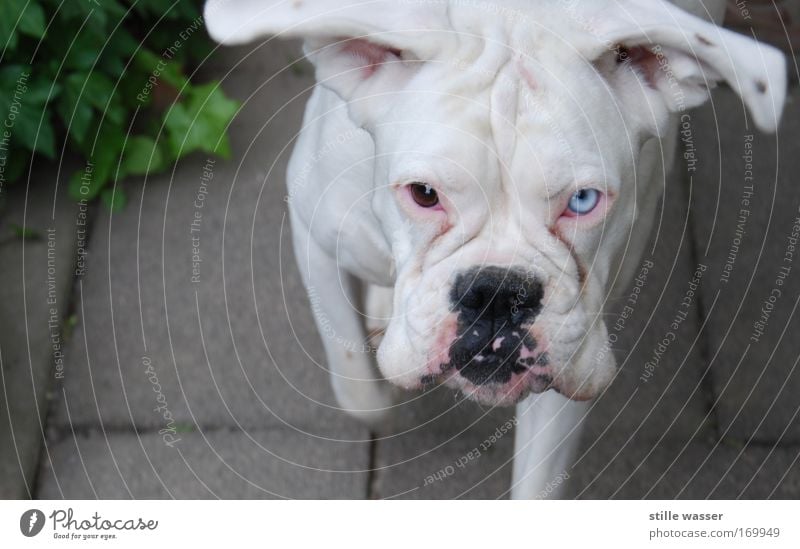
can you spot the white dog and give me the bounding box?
[205,0,786,498]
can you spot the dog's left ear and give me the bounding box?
[205,0,444,120]
[587,0,786,133]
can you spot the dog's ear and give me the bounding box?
[204,0,443,117]
[587,0,786,133]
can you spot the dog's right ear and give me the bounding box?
[205,0,445,117]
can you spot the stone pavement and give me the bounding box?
[0,161,84,498]
[1,36,798,499]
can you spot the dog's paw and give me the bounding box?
[333,378,398,429]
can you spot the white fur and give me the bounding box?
[206,0,785,498]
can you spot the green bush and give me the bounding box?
[0,0,239,210]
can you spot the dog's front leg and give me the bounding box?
[510,391,589,499]
[291,220,395,427]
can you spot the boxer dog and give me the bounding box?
[205,0,785,498]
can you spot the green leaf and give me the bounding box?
[101,186,126,212]
[98,27,139,78]
[9,223,41,241]
[58,0,95,23]
[2,148,29,183]
[0,0,26,51]
[86,121,125,183]
[18,2,46,39]
[0,65,28,89]
[98,54,126,79]
[57,72,126,139]
[96,0,126,19]
[63,29,107,72]
[122,136,163,175]
[83,73,115,108]
[62,314,78,340]
[68,164,103,201]
[0,65,58,157]
[25,77,60,105]
[162,102,190,156]
[0,0,237,209]
[117,70,151,108]
[191,83,240,126]
[21,110,56,158]
[173,422,196,433]
[68,119,125,199]
[164,82,239,159]
[133,49,188,88]
[104,26,138,59]
[4,96,56,158]
[57,73,94,143]
[132,0,177,18]
[83,72,125,125]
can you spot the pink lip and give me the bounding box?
[421,315,458,375]
[438,360,555,407]
[415,322,557,404]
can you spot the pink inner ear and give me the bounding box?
[340,38,401,77]
[618,45,660,88]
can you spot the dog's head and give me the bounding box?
[207,0,786,405]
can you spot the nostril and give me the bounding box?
[512,279,544,313]
[458,283,487,311]
[456,278,495,315]
[452,267,543,320]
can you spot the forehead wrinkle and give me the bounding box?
[513,85,596,202]
[488,57,519,175]
[436,31,517,203]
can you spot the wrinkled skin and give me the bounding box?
[360,38,641,405]
[207,0,785,408]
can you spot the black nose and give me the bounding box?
[448,267,544,385]
[452,267,543,324]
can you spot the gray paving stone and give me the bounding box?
[689,87,800,444]
[0,162,82,498]
[371,389,514,499]
[48,41,360,435]
[585,163,712,441]
[671,0,726,23]
[571,439,800,499]
[36,426,370,499]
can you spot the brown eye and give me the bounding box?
[409,183,439,208]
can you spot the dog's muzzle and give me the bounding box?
[447,266,549,387]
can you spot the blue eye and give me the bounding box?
[567,188,600,215]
